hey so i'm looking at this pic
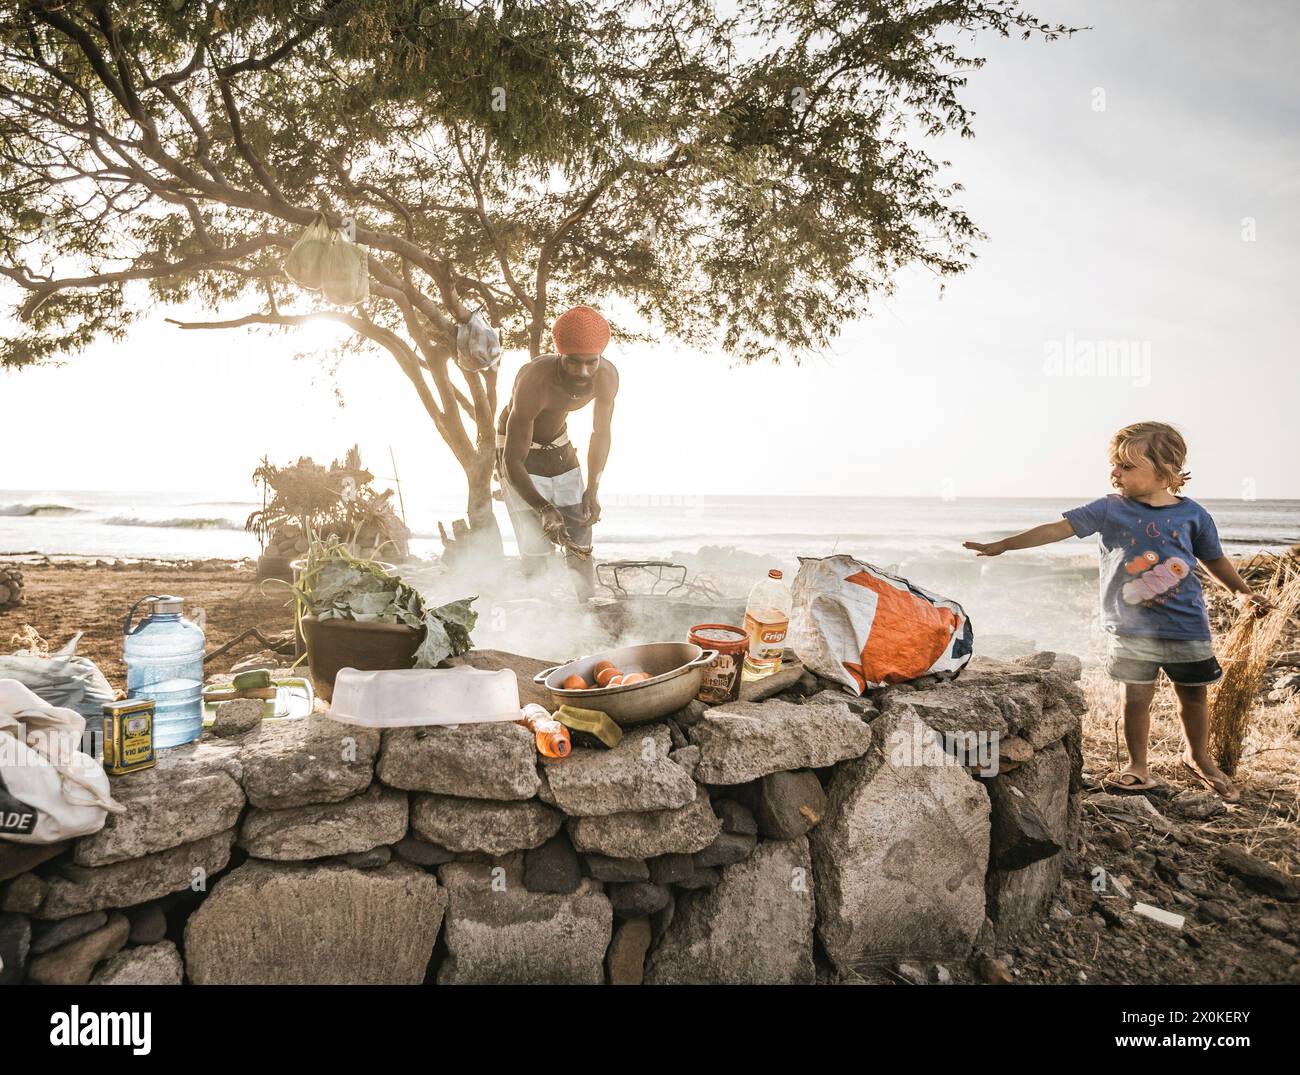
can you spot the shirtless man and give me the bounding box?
[496,305,619,600]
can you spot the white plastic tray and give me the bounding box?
[327,666,522,728]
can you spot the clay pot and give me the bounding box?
[300,615,423,703]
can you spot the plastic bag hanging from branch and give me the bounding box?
[455,309,501,372]
[283,214,369,306]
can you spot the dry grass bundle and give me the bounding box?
[1210,561,1300,775]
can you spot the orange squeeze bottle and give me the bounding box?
[518,703,571,759]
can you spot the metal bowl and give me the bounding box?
[532,641,718,726]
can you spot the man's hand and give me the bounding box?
[963,539,1007,557]
[539,504,567,541]
[581,489,602,526]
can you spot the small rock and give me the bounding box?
[756,769,827,840]
[670,699,708,726]
[1197,900,1230,924]
[1176,872,1211,898]
[524,834,582,894]
[127,902,168,945]
[1216,846,1299,901]
[739,659,806,703]
[0,873,47,915]
[668,745,700,778]
[30,910,109,955]
[894,961,928,985]
[1168,792,1226,820]
[1262,937,1297,960]
[1049,902,1073,922]
[607,882,671,918]
[0,839,69,884]
[606,917,652,985]
[1103,829,1134,851]
[583,854,650,883]
[996,735,1034,773]
[91,940,184,985]
[931,963,953,985]
[651,895,675,940]
[977,956,1013,984]
[712,798,758,836]
[27,913,129,985]
[341,847,391,869]
[675,866,722,890]
[212,697,264,738]
[648,853,695,885]
[1256,915,1288,939]
[0,912,30,985]
[693,830,758,869]
[392,837,455,868]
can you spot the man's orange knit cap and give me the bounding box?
[552,305,610,356]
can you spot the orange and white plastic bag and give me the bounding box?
[789,554,973,694]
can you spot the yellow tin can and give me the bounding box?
[102,698,157,775]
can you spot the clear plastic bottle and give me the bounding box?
[123,595,205,749]
[741,569,792,680]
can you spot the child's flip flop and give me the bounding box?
[1101,770,1161,793]
[1181,757,1241,803]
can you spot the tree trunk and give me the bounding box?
[463,444,503,559]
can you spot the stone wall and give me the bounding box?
[0,650,1084,985]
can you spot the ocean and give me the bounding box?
[2,489,1296,565]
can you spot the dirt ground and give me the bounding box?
[0,560,295,687]
[1,556,1297,985]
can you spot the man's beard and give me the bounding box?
[559,373,594,397]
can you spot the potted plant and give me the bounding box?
[247,447,412,581]
[289,541,477,702]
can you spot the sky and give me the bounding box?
[2,0,1297,508]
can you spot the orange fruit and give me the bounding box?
[621,672,651,685]
[595,666,621,687]
[593,660,615,676]
[605,674,624,687]
[562,674,589,690]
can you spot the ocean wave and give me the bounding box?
[103,516,242,531]
[0,502,83,517]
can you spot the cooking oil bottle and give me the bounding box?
[742,569,791,681]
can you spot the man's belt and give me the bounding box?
[495,430,571,451]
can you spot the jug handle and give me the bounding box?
[123,595,162,637]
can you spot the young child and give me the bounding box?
[963,421,1269,801]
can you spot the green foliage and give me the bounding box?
[290,539,478,668]
[0,0,1078,373]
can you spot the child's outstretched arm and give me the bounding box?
[963,519,1075,557]
[1200,555,1274,615]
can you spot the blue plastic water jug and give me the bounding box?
[123,595,206,749]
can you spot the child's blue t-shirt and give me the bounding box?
[1063,494,1224,640]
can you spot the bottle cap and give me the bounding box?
[149,595,185,615]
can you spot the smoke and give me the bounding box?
[897,552,1104,664]
[402,543,752,663]
[405,543,1103,669]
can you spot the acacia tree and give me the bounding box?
[0,0,1073,552]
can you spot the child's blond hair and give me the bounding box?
[1110,421,1191,492]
